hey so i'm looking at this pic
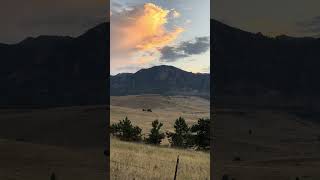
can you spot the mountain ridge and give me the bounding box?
[110,65,210,97]
[212,19,320,109]
[0,22,109,106]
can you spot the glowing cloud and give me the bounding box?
[111,3,184,72]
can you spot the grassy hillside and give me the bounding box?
[0,139,106,180]
[110,138,210,180]
[0,106,107,179]
[110,95,210,179]
[213,108,320,180]
[111,95,210,139]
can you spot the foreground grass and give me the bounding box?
[110,138,210,180]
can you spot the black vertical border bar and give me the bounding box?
[210,28,215,180]
[210,1,214,180]
[106,1,111,179]
[106,23,110,180]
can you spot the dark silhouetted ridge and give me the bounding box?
[0,22,109,107]
[212,19,320,109]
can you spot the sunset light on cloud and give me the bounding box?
[127,3,184,51]
[111,0,210,75]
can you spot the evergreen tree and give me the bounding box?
[145,120,165,145]
[110,117,142,141]
[167,117,191,147]
[191,118,210,149]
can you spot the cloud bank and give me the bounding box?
[297,16,320,34]
[160,36,210,62]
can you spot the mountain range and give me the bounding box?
[110,65,210,97]
[1,20,320,107]
[212,19,320,108]
[0,23,109,106]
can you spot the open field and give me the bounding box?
[0,106,107,180]
[111,95,210,137]
[213,107,320,180]
[111,138,210,180]
[0,139,106,180]
[110,95,210,179]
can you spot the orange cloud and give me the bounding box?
[136,27,184,50]
[132,56,154,65]
[111,3,184,69]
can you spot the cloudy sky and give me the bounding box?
[110,0,210,75]
[213,0,320,37]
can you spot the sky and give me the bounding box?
[110,0,210,75]
[1,0,108,44]
[213,0,320,38]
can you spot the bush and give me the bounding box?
[145,120,165,145]
[110,117,142,141]
[166,117,192,147]
[191,118,210,149]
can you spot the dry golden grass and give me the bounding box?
[0,106,107,180]
[213,108,320,180]
[110,138,210,180]
[110,95,210,179]
[111,95,210,143]
[0,139,106,180]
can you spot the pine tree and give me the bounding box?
[145,120,165,145]
[167,117,191,147]
[191,118,210,149]
[110,117,142,141]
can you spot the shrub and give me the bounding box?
[110,117,142,141]
[167,117,192,147]
[191,118,210,149]
[145,120,165,145]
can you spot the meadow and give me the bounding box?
[110,95,210,179]
[110,138,210,180]
[110,95,210,136]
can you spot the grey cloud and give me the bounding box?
[297,16,320,33]
[159,46,189,62]
[179,37,210,55]
[111,1,126,12]
[160,36,210,62]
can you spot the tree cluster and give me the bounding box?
[167,117,210,149]
[110,117,142,141]
[110,116,210,150]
